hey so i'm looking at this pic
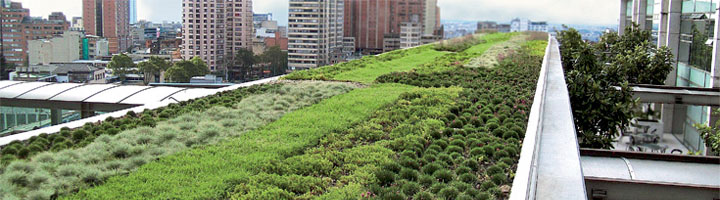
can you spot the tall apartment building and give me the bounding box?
[83,0,131,54]
[288,0,345,70]
[181,0,254,71]
[0,1,69,66]
[343,0,442,54]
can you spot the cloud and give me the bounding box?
[137,0,182,23]
[12,0,620,26]
[438,0,620,25]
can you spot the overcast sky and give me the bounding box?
[13,0,619,26]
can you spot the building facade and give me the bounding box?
[288,0,345,70]
[620,0,720,154]
[343,0,442,54]
[0,1,70,66]
[510,18,549,32]
[28,31,82,65]
[82,35,110,60]
[400,22,422,49]
[83,0,131,54]
[181,0,254,71]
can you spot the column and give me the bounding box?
[662,0,683,134]
[657,0,670,46]
[707,0,720,155]
[50,109,62,125]
[620,0,629,35]
[634,0,649,30]
[80,103,95,118]
[712,0,720,89]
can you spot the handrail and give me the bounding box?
[509,36,587,200]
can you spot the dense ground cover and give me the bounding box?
[1,32,546,200]
[332,49,448,84]
[218,36,545,200]
[0,84,278,165]
[369,40,544,199]
[282,46,433,81]
[0,82,356,199]
[65,84,414,199]
[283,33,516,82]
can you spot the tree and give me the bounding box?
[259,46,288,76]
[557,24,674,149]
[137,56,172,85]
[107,54,136,81]
[694,109,720,154]
[226,49,257,82]
[0,56,13,80]
[166,57,210,82]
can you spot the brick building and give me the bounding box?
[83,0,131,54]
[1,1,69,66]
[344,0,443,54]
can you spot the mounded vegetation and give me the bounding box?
[0,82,356,199]
[0,32,547,199]
[0,84,281,165]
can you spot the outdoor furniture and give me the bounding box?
[632,143,669,153]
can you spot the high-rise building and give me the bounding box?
[288,0,345,70]
[129,0,137,24]
[0,1,69,66]
[343,0,442,54]
[83,0,131,54]
[181,0,253,71]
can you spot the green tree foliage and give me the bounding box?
[137,57,172,85]
[0,56,15,80]
[558,24,675,149]
[228,48,257,82]
[258,46,288,76]
[694,108,720,154]
[107,54,136,81]
[166,57,210,82]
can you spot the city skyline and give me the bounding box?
[13,0,620,26]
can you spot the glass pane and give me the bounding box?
[628,1,634,16]
[695,0,716,12]
[683,0,696,13]
[647,0,655,14]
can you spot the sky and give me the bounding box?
[13,0,619,26]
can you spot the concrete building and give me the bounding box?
[28,31,82,66]
[343,0,443,54]
[423,0,440,36]
[81,35,110,60]
[476,21,511,33]
[620,0,720,155]
[0,1,70,66]
[400,22,422,49]
[83,0,131,54]
[288,0,345,70]
[511,18,549,32]
[70,17,84,31]
[181,0,254,71]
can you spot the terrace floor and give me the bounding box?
[614,133,690,155]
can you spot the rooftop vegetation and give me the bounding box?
[0,82,356,199]
[0,32,548,200]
